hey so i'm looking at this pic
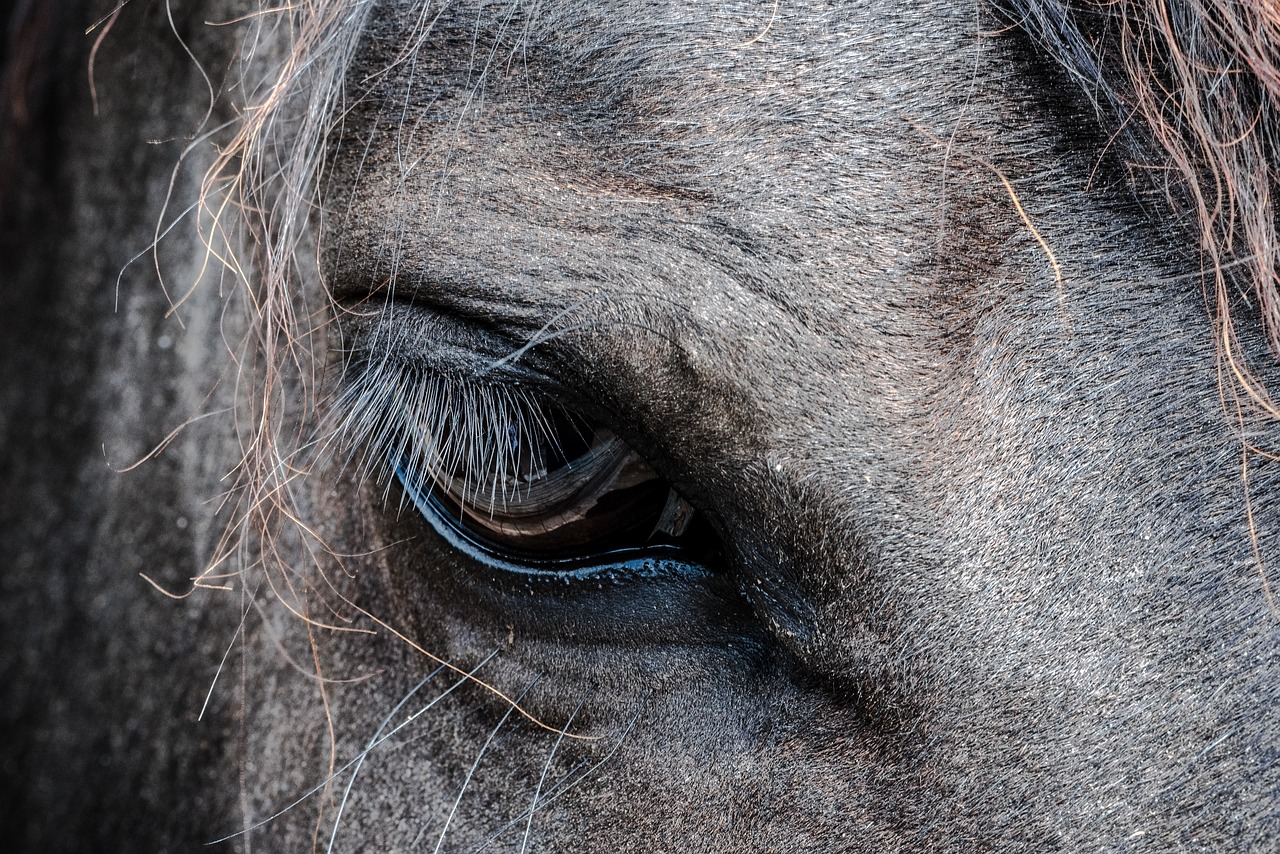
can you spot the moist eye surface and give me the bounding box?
[338,358,720,574]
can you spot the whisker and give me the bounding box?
[198,582,260,722]
[324,664,448,854]
[472,707,644,853]
[520,699,585,854]
[206,650,499,846]
[423,677,541,852]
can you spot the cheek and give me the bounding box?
[269,513,892,850]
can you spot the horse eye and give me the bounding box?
[385,379,721,575]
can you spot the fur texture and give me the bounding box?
[2,0,1280,850]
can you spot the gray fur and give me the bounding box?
[2,0,1278,851]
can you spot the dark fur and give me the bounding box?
[2,0,1279,850]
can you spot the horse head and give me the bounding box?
[2,0,1278,849]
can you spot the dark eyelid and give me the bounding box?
[335,296,669,496]
[338,294,570,388]
[329,262,559,334]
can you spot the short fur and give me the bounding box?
[2,0,1280,850]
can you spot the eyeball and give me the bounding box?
[341,364,720,575]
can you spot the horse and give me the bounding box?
[2,0,1279,849]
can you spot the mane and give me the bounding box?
[1004,0,1280,408]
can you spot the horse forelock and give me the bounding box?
[185,0,373,589]
[1005,0,1280,391]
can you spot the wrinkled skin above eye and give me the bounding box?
[4,0,1280,851]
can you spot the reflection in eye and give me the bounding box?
[337,363,717,574]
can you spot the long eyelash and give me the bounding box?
[330,357,563,516]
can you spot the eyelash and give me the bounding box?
[334,358,532,508]
[340,366,548,505]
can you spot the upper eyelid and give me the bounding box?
[338,296,554,379]
[329,267,600,365]
[330,297,700,505]
[333,298,625,445]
